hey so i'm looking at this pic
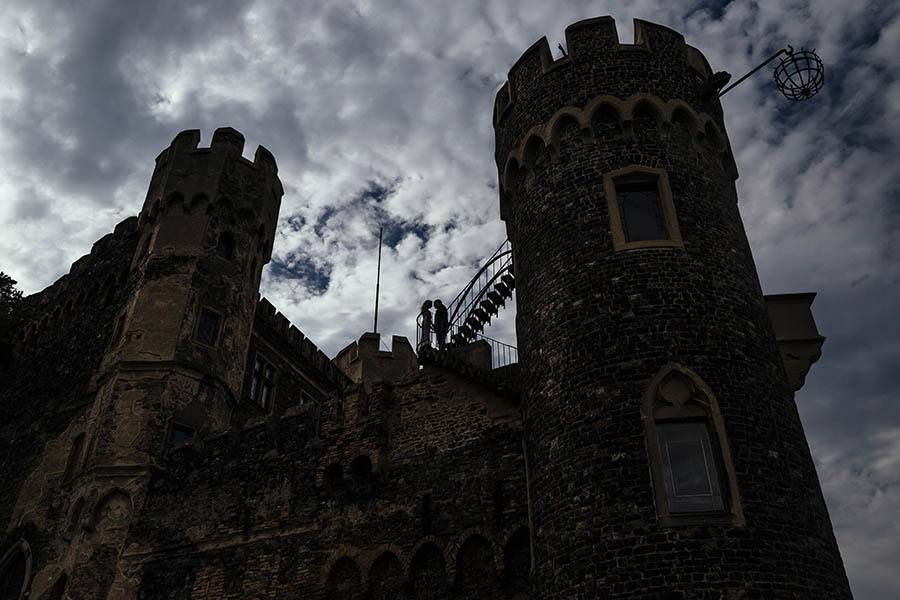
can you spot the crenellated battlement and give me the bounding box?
[132,127,284,269]
[152,127,280,184]
[141,127,283,232]
[254,297,349,388]
[494,17,721,163]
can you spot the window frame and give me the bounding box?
[641,364,744,527]
[655,420,725,514]
[603,165,683,252]
[248,352,277,412]
[193,307,223,348]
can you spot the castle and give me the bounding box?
[0,17,853,600]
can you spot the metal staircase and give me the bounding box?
[417,240,518,368]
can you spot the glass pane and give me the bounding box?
[249,376,259,402]
[617,181,667,242]
[658,421,724,513]
[260,384,271,409]
[667,440,712,496]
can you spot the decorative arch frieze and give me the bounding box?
[499,93,735,189]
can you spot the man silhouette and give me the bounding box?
[433,299,448,350]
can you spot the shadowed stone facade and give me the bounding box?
[0,16,848,600]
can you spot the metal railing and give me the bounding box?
[415,317,518,369]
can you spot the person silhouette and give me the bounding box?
[418,300,433,350]
[433,299,448,349]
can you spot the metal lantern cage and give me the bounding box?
[718,45,825,101]
[773,49,825,100]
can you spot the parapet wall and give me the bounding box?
[494,17,723,166]
[334,332,417,387]
[254,297,350,390]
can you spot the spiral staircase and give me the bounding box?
[417,240,518,369]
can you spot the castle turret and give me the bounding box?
[83,128,283,470]
[496,18,851,598]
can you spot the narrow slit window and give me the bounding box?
[195,309,221,347]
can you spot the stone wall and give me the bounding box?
[0,217,139,598]
[127,364,529,599]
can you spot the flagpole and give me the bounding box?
[373,227,383,333]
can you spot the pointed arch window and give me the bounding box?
[642,365,743,526]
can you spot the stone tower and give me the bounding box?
[91,127,282,466]
[68,128,282,595]
[495,17,852,599]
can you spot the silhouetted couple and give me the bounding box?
[418,299,448,350]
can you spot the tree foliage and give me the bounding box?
[0,271,24,370]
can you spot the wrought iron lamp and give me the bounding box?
[718,45,825,100]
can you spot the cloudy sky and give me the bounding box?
[1,0,898,596]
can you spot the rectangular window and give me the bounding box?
[604,166,683,252]
[657,421,724,513]
[616,177,667,242]
[249,354,276,411]
[195,309,222,347]
[167,423,195,451]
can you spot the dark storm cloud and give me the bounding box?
[0,0,898,597]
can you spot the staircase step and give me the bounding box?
[501,273,516,291]
[474,308,491,325]
[480,299,498,316]
[495,282,511,298]
[487,290,505,308]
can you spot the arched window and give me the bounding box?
[642,364,743,526]
[0,540,31,600]
[503,527,531,597]
[456,535,501,598]
[367,552,402,600]
[325,557,362,600]
[410,543,448,600]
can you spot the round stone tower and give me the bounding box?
[495,17,851,599]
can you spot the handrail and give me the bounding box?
[447,239,509,313]
[446,240,514,332]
